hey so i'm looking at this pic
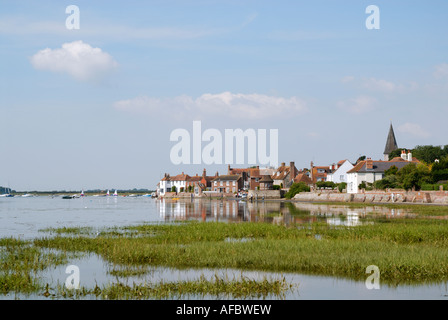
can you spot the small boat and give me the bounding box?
[21,194,34,197]
[62,195,75,199]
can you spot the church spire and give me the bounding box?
[383,122,398,161]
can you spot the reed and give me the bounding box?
[0,239,67,295]
[56,274,294,300]
[31,219,448,285]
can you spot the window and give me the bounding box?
[214,181,217,186]
[233,181,236,186]
[226,181,229,186]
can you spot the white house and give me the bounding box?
[158,172,191,196]
[346,154,419,194]
[326,160,354,184]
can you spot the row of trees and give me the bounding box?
[374,145,448,191]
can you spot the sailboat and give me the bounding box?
[113,190,118,196]
[0,187,13,197]
[107,190,110,196]
[81,190,85,197]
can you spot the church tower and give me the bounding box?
[383,122,398,161]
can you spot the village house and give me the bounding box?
[158,169,218,196]
[293,171,313,186]
[259,175,274,190]
[186,169,217,195]
[211,175,243,193]
[326,160,355,184]
[346,151,419,194]
[227,165,276,190]
[272,162,298,188]
[309,161,330,183]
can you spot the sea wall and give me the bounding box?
[293,190,448,204]
[248,190,282,199]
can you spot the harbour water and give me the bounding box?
[1,195,448,300]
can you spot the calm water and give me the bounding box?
[1,195,448,300]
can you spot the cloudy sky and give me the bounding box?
[1,0,447,191]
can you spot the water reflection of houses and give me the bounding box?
[157,199,416,227]
[157,199,318,225]
[158,199,253,222]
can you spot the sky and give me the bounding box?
[1,0,447,191]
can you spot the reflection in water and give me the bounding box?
[156,199,414,226]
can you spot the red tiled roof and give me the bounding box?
[294,173,313,185]
[170,173,191,181]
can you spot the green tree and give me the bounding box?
[385,165,399,176]
[396,162,431,191]
[373,175,400,190]
[337,182,347,193]
[431,157,448,183]
[285,182,310,199]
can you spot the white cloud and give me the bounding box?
[342,76,416,93]
[341,76,355,83]
[398,123,430,138]
[30,41,118,81]
[362,78,402,93]
[114,92,307,120]
[337,96,376,114]
[434,63,448,78]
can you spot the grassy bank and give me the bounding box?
[33,218,448,285]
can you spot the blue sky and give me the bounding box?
[1,1,447,191]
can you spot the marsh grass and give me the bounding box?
[0,238,67,295]
[30,219,448,285]
[3,204,448,298]
[55,274,294,300]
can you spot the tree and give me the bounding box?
[355,155,366,163]
[337,182,347,193]
[431,157,448,183]
[373,175,400,190]
[316,181,336,189]
[385,165,399,176]
[285,182,310,199]
[396,162,431,191]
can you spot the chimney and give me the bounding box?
[228,164,231,174]
[401,150,407,161]
[407,151,412,162]
[202,168,206,178]
[290,162,296,179]
[366,158,373,170]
